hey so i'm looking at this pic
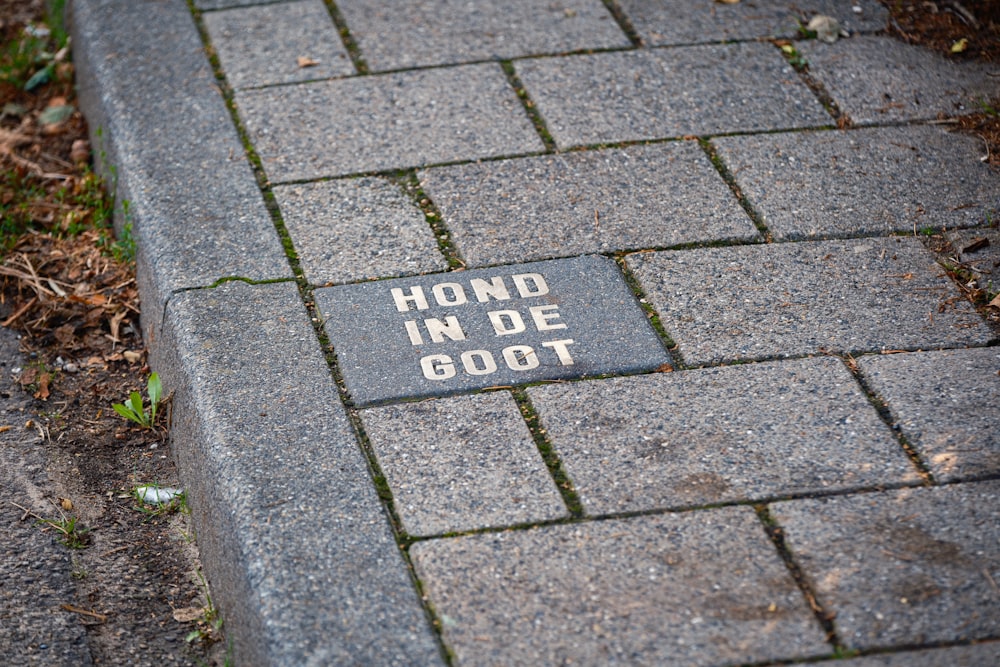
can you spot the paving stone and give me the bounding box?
[714,125,999,241]
[337,0,629,71]
[859,347,1000,482]
[800,36,996,124]
[237,63,544,181]
[419,142,759,267]
[410,507,829,665]
[155,281,442,666]
[626,237,994,366]
[618,0,887,46]
[528,357,917,514]
[204,0,353,89]
[316,255,670,406]
[772,480,1000,650]
[515,43,830,148]
[946,229,1000,288]
[361,392,566,536]
[824,642,1000,667]
[274,177,447,284]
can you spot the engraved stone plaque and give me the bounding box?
[316,255,670,406]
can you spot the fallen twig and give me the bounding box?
[60,603,107,622]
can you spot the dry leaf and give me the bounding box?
[297,56,319,68]
[69,293,107,306]
[18,367,38,386]
[990,293,1000,309]
[962,236,990,254]
[54,323,76,345]
[70,139,90,164]
[108,310,127,342]
[172,607,204,623]
[122,350,142,364]
[34,372,50,399]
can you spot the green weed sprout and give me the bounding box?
[112,372,161,428]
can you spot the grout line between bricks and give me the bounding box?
[187,5,454,662]
[404,478,944,544]
[322,0,369,74]
[396,170,467,270]
[772,39,853,129]
[755,505,845,652]
[611,255,682,367]
[600,0,644,47]
[699,137,774,243]
[838,354,938,485]
[500,60,558,153]
[511,388,585,518]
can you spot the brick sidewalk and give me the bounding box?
[71,0,999,664]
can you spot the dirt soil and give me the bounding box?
[1,1,223,665]
[0,1,997,666]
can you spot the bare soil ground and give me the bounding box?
[1,1,223,664]
[0,1,996,665]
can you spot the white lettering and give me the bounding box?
[432,282,467,306]
[503,345,539,371]
[512,273,549,297]
[488,309,526,336]
[404,320,423,345]
[471,277,511,303]
[529,305,565,331]
[421,354,455,380]
[425,316,466,343]
[542,339,575,365]
[461,350,497,375]
[391,286,428,312]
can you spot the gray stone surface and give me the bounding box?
[316,255,670,406]
[618,0,887,46]
[196,0,271,8]
[800,36,996,124]
[410,507,829,665]
[859,347,1000,482]
[772,480,1000,649]
[714,125,1000,240]
[0,328,93,666]
[238,63,544,181]
[70,0,291,341]
[515,43,830,148]
[204,0,354,89]
[274,177,447,285]
[361,392,566,536]
[829,642,1000,667]
[529,357,917,515]
[419,142,759,266]
[337,0,629,71]
[154,281,442,666]
[627,237,994,366]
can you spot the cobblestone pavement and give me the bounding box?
[68,0,998,664]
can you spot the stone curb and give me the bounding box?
[69,0,291,343]
[69,1,442,664]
